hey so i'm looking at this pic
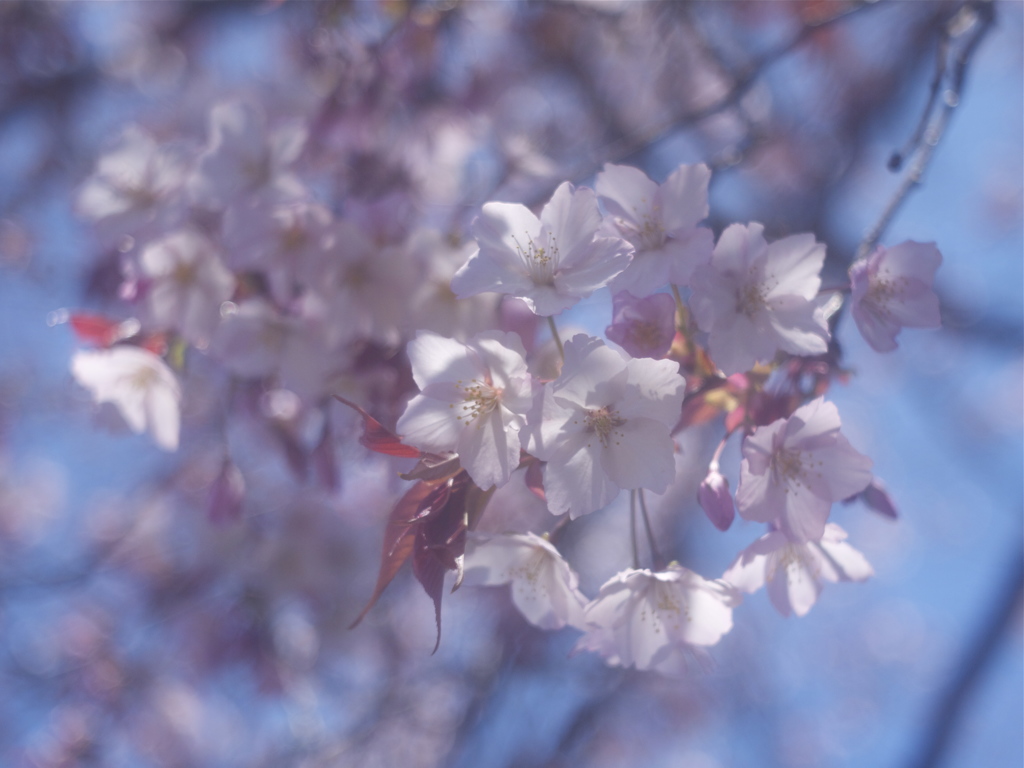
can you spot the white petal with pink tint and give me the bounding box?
[463,532,588,630]
[723,524,873,617]
[575,566,740,671]
[71,346,181,451]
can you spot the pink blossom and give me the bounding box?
[71,346,181,451]
[850,241,942,352]
[605,291,677,359]
[396,331,534,490]
[75,125,186,243]
[736,397,873,542]
[302,220,420,345]
[406,230,498,340]
[190,101,307,209]
[221,197,333,304]
[462,532,587,630]
[690,223,829,374]
[723,523,873,617]
[210,299,345,402]
[596,162,714,296]
[525,335,686,518]
[575,566,740,672]
[137,229,235,347]
[451,182,633,316]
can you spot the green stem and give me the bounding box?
[629,490,640,569]
[547,315,565,362]
[638,489,663,570]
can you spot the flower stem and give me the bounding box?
[817,283,851,295]
[710,434,730,465]
[671,284,685,311]
[547,315,565,362]
[638,489,664,571]
[629,490,640,569]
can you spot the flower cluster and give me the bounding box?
[68,111,943,673]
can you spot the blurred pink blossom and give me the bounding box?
[850,240,942,352]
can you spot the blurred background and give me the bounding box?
[0,1,1020,766]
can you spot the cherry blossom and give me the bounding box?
[210,299,344,402]
[689,223,829,374]
[596,162,714,297]
[396,331,534,490]
[525,334,686,518]
[406,230,499,340]
[71,346,182,452]
[735,397,873,543]
[75,125,186,243]
[575,566,740,671]
[302,219,420,345]
[850,240,942,352]
[189,101,307,209]
[221,196,333,304]
[451,182,633,316]
[723,523,873,617]
[605,291,677,359]
[137,229,235,347]
[462,531,587,630]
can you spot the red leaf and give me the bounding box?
[139,332,168,356]
[334,395,421,458]
[412,475,472,653]
[679,392,723,431]
[69,313,122,347]
[724,405,747,434]
[352,471,497,651]
[349,480,436,630]
[399,454,462,484]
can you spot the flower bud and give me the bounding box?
[699,467,735,531]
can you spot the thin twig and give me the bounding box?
[857,0,995,261]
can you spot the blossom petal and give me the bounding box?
[543,431,619,518]
[659,162,710,232]
[595,163,659,226]
[456,407,518,490]
[406,331,481,390]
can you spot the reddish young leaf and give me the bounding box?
[348,480,436,630]
[333,395,421,458]
[351,470,497,651]
[139,332,168,356]
[69,312,123,347]
[412,474,473,653]
[399,454,462,484]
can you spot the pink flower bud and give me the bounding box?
[699,468,735,531]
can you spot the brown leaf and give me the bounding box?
[334,395,421,458]
[348,480,435,630]
[399,453,463,484]
[412,474,472,653]
[352,471,497,652]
